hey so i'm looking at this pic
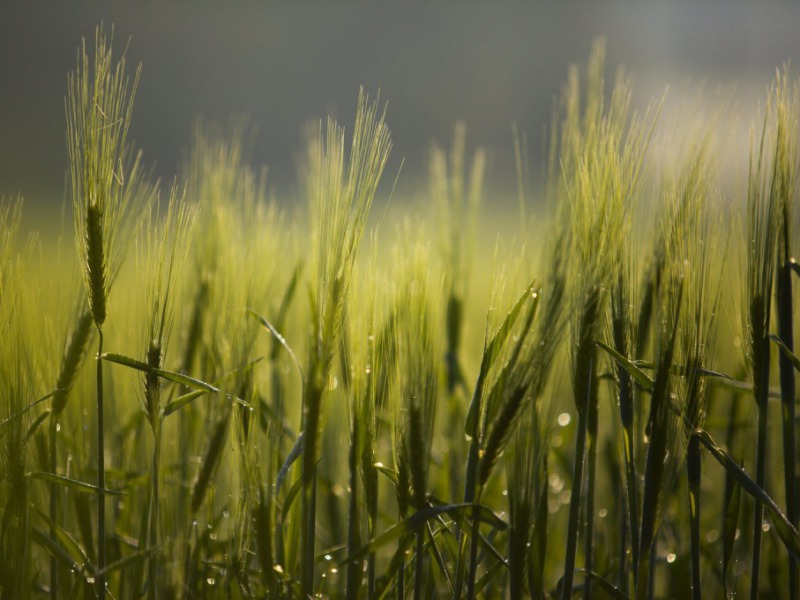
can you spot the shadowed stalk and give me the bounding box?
[147,421,162,599]
[743,82,783,599]
[584,381,599,600]
[637,281,683,600]
[345,409,362,600]
[507,399,550,600]
[722,389,744,598]
[563,291,600,600]
[778,256,798,597]
[611,268,639,589]
[95,329,106,597]
[687,433,702,599]
[772,68,799,600]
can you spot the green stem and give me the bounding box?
[96,328,106,600]
[777,261,797,600]
[414,529,425,600]
[301,380,322,597]
[584,397,598,600]
[466,488,482,600]
[456,390,483,599]
[618,373,639,586]
[397,546,405,600]
[346,415,361,600]
[49,417,58,600]
[366,464,378,600]
[148,424,162,600]
[751,338,770,600]
[687,434,702,600]
[562,408,589,600]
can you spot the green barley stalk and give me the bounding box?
[301,90,392,596]
[431,123,485,504]
[472,254,565,600]
[390,238,439,600]
[49,304,93,599]
[431,122,485,397]
[610,256,639,589]
[66,27,142,598]
[0,343,34,600]
[456,252,533,598]
[556,41,655,599]
[343,238,390,600]
[0,199,33,600]
[770,67,799,600]
[678,164,722,600]
[742,83,783,600]
[636,272,683,600]
[137,187,195,599]
[506,400,550,599]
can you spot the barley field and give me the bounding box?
[2,27,800,600]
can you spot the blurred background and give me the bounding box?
[2,0,800,220]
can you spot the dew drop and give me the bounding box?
[667,553,676,564]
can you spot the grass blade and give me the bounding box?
[596,340,655,393]
[27,472,124,496]
[248,308,305,384]
[696,429,800,560]
[341,503,507,567]
[770,333,800,372]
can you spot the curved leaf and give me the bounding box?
[696,429,800,560]
[341,503,507,566]
[0,390,57,429]
[596,340,654,393]
[101,352,250,409]
[577,569,630,600]
[770,333,800,373]
[27,471,125,496]
[465,279,538,435]
[248,308,305,384]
